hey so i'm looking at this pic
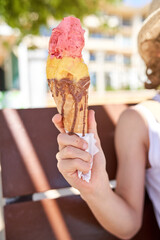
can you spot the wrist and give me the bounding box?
[80,174,112,203]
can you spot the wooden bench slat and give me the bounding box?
[4,195,160,240]
[0,108,69,197]
[1,105,160,239]
[0,105,125,197]
[4,196,117,240]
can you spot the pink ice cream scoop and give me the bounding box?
[49,16,85,59]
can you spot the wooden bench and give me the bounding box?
[0,105,159,240]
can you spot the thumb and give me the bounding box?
[52,114,65,133]
[88,110,101,147]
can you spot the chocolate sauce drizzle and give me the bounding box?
[48,77,90,136]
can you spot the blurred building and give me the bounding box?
[85,3,148,93]
[0,3,149,108]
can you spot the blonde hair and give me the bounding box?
[145,34,160,89]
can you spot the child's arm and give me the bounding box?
[82,108,148,239]
[53,108,148,239]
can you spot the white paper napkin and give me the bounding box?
[77,133,99,183]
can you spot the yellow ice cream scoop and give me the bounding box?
[46,56,89,82]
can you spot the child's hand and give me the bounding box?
[52,110,109,198]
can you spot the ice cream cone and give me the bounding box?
[46,16,90,136]
[48,76,89,134]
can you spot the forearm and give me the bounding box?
[53,110,145,239]
[81,186,141,239]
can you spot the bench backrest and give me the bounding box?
[0,105,159,240]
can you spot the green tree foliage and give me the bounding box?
[0,0,121,36]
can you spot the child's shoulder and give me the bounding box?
[118,105,146,126]
[116,105,149,145]
[137,100,160,123]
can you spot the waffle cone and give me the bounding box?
[48,78,88,135]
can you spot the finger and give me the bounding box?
[57,158,91,175]
[88,110,97,134]
[57,146,92,162]
[52,114,65,133]
[88,110,101,146]
[57,133,88,151]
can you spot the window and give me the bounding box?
[90,32,115,39]
[2,52,19,91]
[12,52,19,89]
[123,55,131,66]
[90,72,96,90]
[105,53,115,62]
[90,52,96,61]
[105,72,112,90]
[123,36,131,47]
[103,34,115,39]
[122,18,132,26]
[90,32,102,38]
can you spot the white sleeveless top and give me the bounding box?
[135,96,160,228]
